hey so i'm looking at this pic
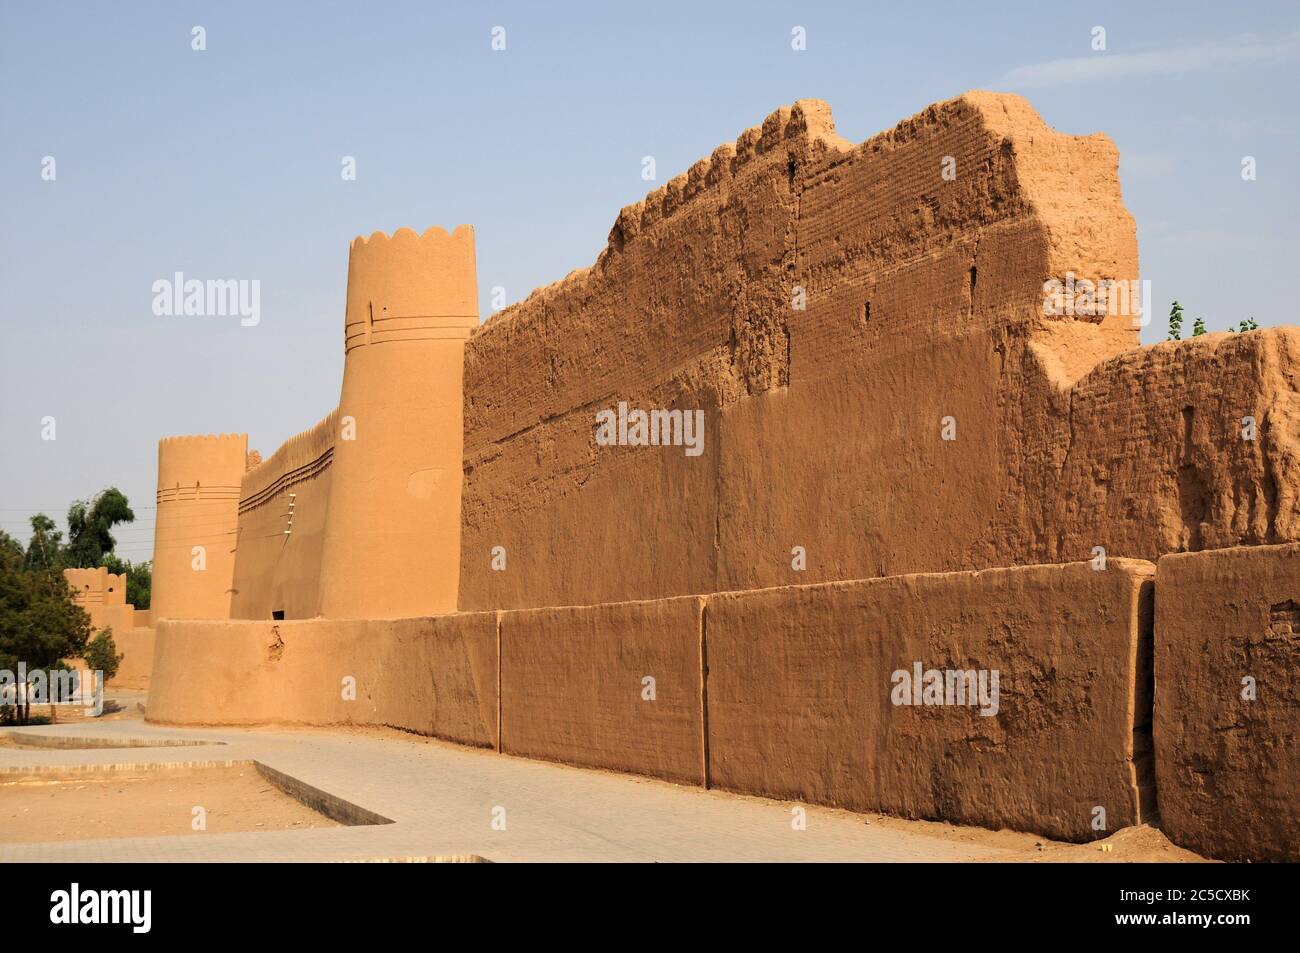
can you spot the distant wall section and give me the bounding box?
[64,566,136,632]
[229,410,338,620]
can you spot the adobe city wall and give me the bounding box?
[62,566,154,691]
[457,93,1300,613]
[228,411,338,620]
[150,93,1300,622]
[150,558,1157,843]
[318,226,478,620]
[147,548,1300,856]
[65,566,136,631]
[138,93,1300,859]
[219,227,477,622]
[1155,543,1300,862]
[57,627,153,692]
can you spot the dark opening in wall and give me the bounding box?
[853,301,871,332]
[271,610,285,621]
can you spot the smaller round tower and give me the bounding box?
[150,433,248,620]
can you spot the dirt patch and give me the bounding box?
[0,765,341,843]
[768,807,1208,862]
[979,824,1211,863]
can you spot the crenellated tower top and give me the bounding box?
[344,225,478,353]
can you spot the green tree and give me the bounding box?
[65,488,135,569]
[0,531,23,571]
[0,564,91,724]
[22,513,63,571]
[1167,300,1184,341]
[101,554,151,609]
[1192,316,1207,337]
[84,628,122,684]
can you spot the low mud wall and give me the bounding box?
[61,627,155,693]
[152,549,1300,857]
[148,614,498,748]
[150,559,1166,841]
[500,596,705,785]
[111,627,156,692]
[706,560,1155,841]
[1154,543,1300,861]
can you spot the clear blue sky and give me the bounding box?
[2,0,1298,562]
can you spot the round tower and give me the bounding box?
[316,225,479,618]
[151,433,248,620]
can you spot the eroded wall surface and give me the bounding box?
[196,93,1299,621]
[458,93,1300,612]
[1050,330,1300,560]
[1154,543,1300,861]
[707,560,1154,841]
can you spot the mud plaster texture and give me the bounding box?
[150,92,1300,623]
[151,560,1157,843]
[1154,543,1300,861]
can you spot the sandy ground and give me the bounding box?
[795,797,1210,862]
[999,824,1210,862]
[0,765,340,843]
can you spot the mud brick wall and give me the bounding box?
[204,93,1300,622]
[1155,543,1300,861]
[1047,330,1300,565]
[229,411,337,621]
[499,596,705,785]
[706,560,1155,841]
[110,627,155,691]
[151,559,1157,841]
[149,613,498,748]
[457,92,1300,613]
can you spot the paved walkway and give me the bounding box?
[1,704,1023,862]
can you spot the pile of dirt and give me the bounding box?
[991,824,1211,863]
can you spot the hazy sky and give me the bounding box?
[2,1,1298,562]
